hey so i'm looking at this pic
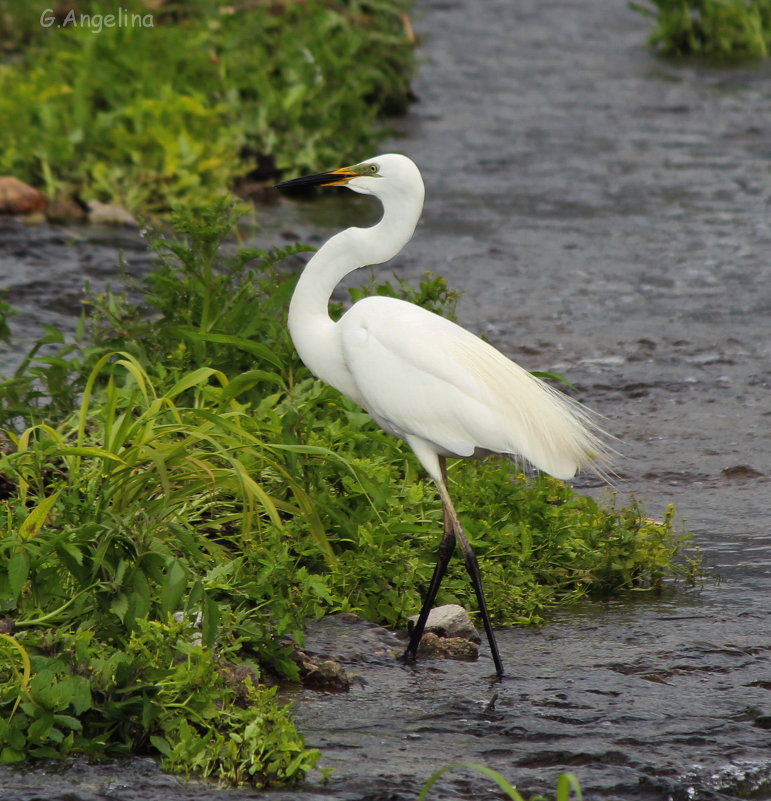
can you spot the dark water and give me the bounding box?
[1,0,771,798]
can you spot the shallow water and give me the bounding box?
[1,0,771,798]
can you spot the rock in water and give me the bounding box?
[408,604,481,643]
[416,632,479,661]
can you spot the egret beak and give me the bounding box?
[275,166,357,191]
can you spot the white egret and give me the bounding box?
[276,154,607,678]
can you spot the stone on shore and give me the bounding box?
[0,176,46,215]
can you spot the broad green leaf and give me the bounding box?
[19,490,61,540]
[217,369,285,401]
[167,367,226,399]
[150,735,172,757]
[7,550,30,597]
[166,326,284,369]
[0,747,25,763]
[131,572,152,621]
[201,594,220,649]
[160,559,187,616]
[68,678,93,715]
[52,714,83,732]
[27,711,54,743]
[55,447,125,462]
[111,593,129,623]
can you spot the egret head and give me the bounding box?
[276,153,423,202]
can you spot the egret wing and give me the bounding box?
[338,296,603,479]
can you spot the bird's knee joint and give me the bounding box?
[462,550,479,572]
[438,534,456,559]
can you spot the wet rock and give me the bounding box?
[416,631,479,661]
[217,662,261,707]
[46,194,87,223]
[291,648,353,691]
[303,660,353,691]
[299,614,408,667]
[406,605,482,662]
[721,464,764,480]
[408,604,481,643]
[86,200,138,227]
[0,176,45,215]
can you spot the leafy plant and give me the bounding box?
[347,269,460,319]
[0,621,319,784]
[631,0,771,60]
[0,0,416,212]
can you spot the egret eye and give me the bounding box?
[368,163,379,175]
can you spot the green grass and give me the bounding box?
[419,763,582,801]
[0,0,415,213]
[631,0,771,60]
[0,200,699,784]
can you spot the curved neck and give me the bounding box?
[288,188,423,389]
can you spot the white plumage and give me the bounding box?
[339,294,601,481]
[277,153,608,677]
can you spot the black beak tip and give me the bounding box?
[274,171,337,194]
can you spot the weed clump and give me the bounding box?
[631,0,771,60]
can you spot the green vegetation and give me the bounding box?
[0,620,318,784]
[0,0,415,213]
[631,0,771,60]
[0,201,697,784]
[419,763,582,801]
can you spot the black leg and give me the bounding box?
[402,457,505,678]
[402,502,455,663]
[455,533,505,678]
[435,478,505,679]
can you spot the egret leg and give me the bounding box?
[443,491,505,678]
[402,458,505,678]
[402,469,456,663]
